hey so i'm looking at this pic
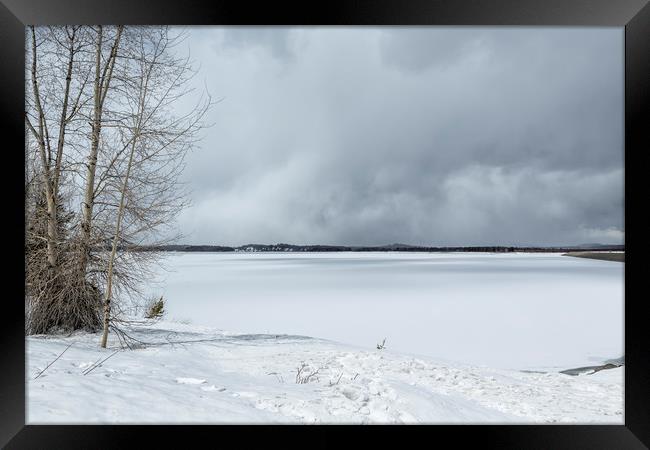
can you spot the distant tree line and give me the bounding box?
[131,243,625,253]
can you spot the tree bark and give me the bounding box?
[79,25,123,274]
[100,134,138,347]
[100,38,148,347]
[26,26,58,270]
[52,26,77,199]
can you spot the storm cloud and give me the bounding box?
[173,27,623,246]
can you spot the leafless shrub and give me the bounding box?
[25,188,103,334]
[295,362,322,384]
[25,261,103,335]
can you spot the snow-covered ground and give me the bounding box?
[27,320,623,424]
[27,252,624,423]
[144,252,624,370]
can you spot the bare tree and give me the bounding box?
[78,25,124,276]
[25,26,212,339]
[96,27,211,347]
[25,26,99,334]
[25,26,62,270]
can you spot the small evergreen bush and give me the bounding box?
[145,296,165,319]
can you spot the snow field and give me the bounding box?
[27,321,623,424]
[148,252,624,369]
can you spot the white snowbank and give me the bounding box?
[27,320,623,424]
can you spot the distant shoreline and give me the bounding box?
[121,243,625,254]
[563,252,625,262]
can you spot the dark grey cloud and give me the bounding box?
[379,27,489,71]
[174,27,623,246]
[189,26,298,61]
[219,27,297,60]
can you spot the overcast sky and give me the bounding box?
[172,27,623,247]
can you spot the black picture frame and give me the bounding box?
[1,1,647,448]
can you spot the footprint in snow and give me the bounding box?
[175,377,207,385]
[201,385,226,392]
[234,391,258,398]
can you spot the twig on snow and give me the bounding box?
[267,372,285,383]
[33,342,74,380]
[328,372,343,386]
[82,350,119,375]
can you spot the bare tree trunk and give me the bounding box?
[52,26,78,199]
[26,26,58,270]
[100,32,151,347]
[98,27,212,346]
[100,135,138,347]
[79,25,123,274]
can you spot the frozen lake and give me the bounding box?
[145,252,624,370]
